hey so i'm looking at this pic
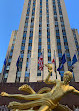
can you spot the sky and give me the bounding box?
[0,0,79,73]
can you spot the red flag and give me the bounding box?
[52,51,55,64]
[38,54,44,71]
[52,50,56,73]
[52,58,55,64]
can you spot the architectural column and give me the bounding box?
[20,0,33,82]
[7,0,29,82]
[42,0,48,80]
[30,0,40,82]
[55,0,68,72]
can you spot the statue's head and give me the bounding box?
[63,71,73,84]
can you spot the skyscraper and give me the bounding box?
[1,0,79,83]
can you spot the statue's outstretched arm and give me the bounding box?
[44,72,56,84]
[44,64,57,85]
[1,92,43,101]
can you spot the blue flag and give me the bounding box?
[69,66,74,72]
[61,53,66,64]
[4,52,9,66]
[71,54,77,66]
[57,64,63,71]
[16,56,20,67]
[25,72,29,77]
[4,58,6,66]
[57,53,66,71]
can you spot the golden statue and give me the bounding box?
[1,64,79,111]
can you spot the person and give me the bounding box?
[1,64,79,111]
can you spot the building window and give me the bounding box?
[37,70,41,76]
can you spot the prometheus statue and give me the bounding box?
[1,64,79,111]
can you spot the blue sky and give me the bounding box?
[0,0,79,72]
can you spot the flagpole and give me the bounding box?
[75,49,79,61]
[42,49,44,82]
[54,50,57,79]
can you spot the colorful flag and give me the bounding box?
[4,52,9,66]
[57,53,66,71]
[69,66,74,72]
[71,54,77,66]
[25,72,29,78]
[27,54,31,73]
[16,55,20,70]
[52,50,56,73]
[61,53,66,64]
[38,53,44,71]
[52,58,55,64]
[4,58,6,66]
[16,56,20,66]
[57,64,63,71]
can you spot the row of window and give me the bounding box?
[3,34,17,82]
[52,0,65,76]
[57,0,71,68]
[15,0,33,82]
[72,30,79,53]
[24,0,36,82]
[37,0,43,77]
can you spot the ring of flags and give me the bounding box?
[38,52,78,73]
[15,51,78,79]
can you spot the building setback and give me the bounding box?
[1,0,79,83]
[0,31,18,83]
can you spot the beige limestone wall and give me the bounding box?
[30,0,40,82]
[55,0,68,72]
[0,31,18,83]
[41,0,48,80]
[71,29,79,82]
[7,0,28,82]
[60,0,78,81]
[20,0,33,82]
[48,0,60,80]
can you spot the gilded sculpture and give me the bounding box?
[1,64,79,111]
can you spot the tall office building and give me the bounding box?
[1,0,79,83]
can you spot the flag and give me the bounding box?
[16,56,20,66]
[71,54,77,66]
[25,72,29,78]
[57,64,63,71]
[61,53,66,64]
[57,53,66,71]
[38,53,44,71]
[16,55,20,70]
[69,66,74,72]
[52,51,55,64]
[52,58,55,64]
[27,55,31,73]
[4,52,9,66]
[4,58,6,66]
[52,50,56,73]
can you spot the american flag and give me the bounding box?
[38,53,44,71]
